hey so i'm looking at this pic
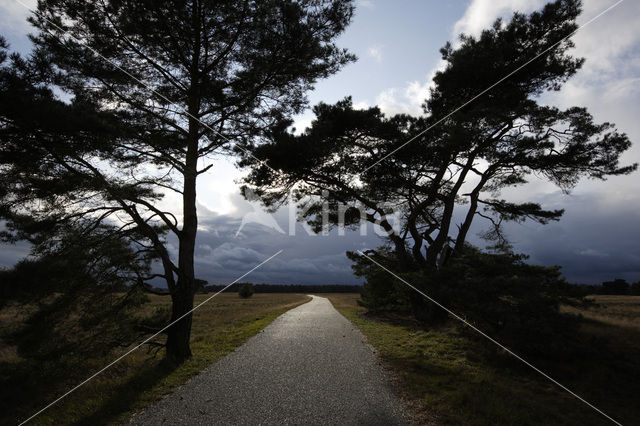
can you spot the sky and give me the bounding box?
[1,0,639,285]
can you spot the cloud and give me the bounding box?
[291,109,315,135]
[366,0,546,116]
[367,0,640,118]
[578,248,609,258]
[364,0,548,117]
[352,100,371,110]
[375,88,415,115]
[0,0,37,53]
[208,243,264,267]
[451,0,546,41]
[495,190,640,284]
[373,79,429,116]
[369,61,445,116]
[367,45,383,62]
[178,192,387,285]
[192,237,360,285]
[545,1,640,109]
[569,0,640,77]
[357,0,374,10]
[0,0,36,32]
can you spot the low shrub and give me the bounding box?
[238,283,254,298]
[351,246,587,357]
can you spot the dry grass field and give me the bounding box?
[0,293,310,425]
[562,295,640,331]
[326,293,640,425]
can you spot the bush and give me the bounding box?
[238,283,254,298]
[351,246,586,357]
[347,248,410,311]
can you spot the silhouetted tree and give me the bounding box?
[1,0,355,361]
[630,282,640,296]
[241,0,636,321]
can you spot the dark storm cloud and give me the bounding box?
[190,200,379,285]
[487,190,640,284]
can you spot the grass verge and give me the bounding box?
[326,293,640,425]
[1,293,310,425]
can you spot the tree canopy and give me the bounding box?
[242,0,636,273]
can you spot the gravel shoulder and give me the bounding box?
[128,295,408,425]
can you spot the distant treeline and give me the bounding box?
[201,283,362,294]
[143,279,640,297]
[581,279,640,296]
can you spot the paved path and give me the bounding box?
[128,295,408,425]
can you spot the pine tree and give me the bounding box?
[2,0,355,361]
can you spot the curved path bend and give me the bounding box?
[128,295,408,425]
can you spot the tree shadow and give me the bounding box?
[73,357,179,426]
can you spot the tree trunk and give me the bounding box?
[166,6,203,362]
[165,172,197,361]
[424,197,454,267]
[388,239,446,323]
[389,233,411,272]
[453,191,479,256]
[407,283,447,323]
[425,154,477,266]
[165,46,201,361]
[165,285,194,362]
[165,131,199,362]
[453,168,494,257]
[165,182,198,361]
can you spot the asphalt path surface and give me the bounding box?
[128,295,408,425]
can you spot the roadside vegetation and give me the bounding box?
[0,293,310,425]
[327,293,640,425]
